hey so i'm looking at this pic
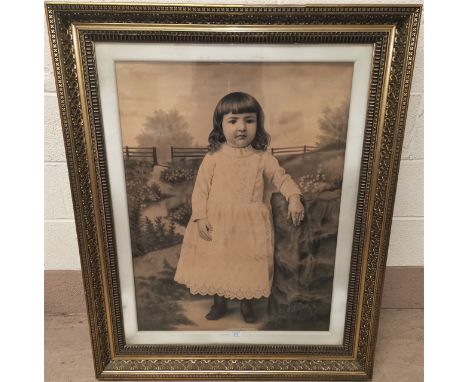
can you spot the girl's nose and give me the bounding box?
[238,121,247,130]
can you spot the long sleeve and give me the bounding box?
[191,153,215,221]
[263,153,301,201]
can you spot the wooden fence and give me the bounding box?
[123,145,316,164]
[123,146,158,166]
[170,147,209,160]
[170,145,316,160]
[271,145,316,156]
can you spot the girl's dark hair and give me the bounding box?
[208,92,270,152]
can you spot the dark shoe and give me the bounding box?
[240,299,256,324]
[205,295,227,320]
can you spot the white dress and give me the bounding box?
[174,144,301,299]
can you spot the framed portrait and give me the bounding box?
[46,3,422,380]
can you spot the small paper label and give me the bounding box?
[231,331,242,337]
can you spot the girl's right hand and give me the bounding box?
[196,218,213,241]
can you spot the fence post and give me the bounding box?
[271,147,274,155]
[170,146,173,161]
[304,145,306,154]
[152,147,157,166]
[125,146,129,160]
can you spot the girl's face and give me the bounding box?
[221,112,257,148]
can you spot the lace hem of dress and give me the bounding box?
[175,278,271,299]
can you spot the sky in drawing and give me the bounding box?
[115,61,353,157]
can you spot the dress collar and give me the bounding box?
[220,143,255,157]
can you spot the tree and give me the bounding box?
[316,102,350,149]
[137,109,194,149]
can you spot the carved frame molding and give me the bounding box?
[45,3,422,380]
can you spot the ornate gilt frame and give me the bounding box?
[45,2,422,380]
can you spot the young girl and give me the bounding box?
[174,92,304,324]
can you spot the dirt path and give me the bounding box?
[149,165,174,194]
[133,245,181,278]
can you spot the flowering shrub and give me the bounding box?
[168,204,192,227]
[298,166,341,195]
[127,182,162,210]
[125,161,162,208]
[160,167,196,184]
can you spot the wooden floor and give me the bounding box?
[45,308,423,381]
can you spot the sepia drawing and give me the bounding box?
[117,62,353,331]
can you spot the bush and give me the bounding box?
[168,203,192,227]
[298,165,341,195]
[160,167,196,184]
[124,161,162,210]
[123,160,166,257]
[139,217,183,254]
[128,208,145,257]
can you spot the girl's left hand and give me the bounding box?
[288,194,305,226]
